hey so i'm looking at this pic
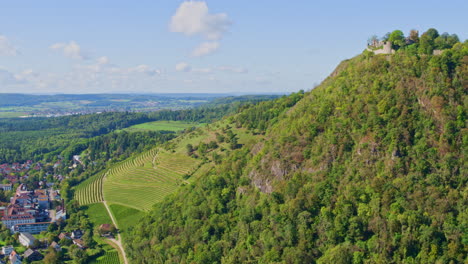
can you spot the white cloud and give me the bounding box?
[0,35,18,56]
[130,64,161,76]
[0,69,23,85]
[169,1,230,40]
[14,69,39,82]
[50,41,87,60]
[175,62,191,72]
[218,66,248,74]
[97,56,109,65]
[191,41,219,57]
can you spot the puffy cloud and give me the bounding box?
[191,41,219,57]
[50,41,87,60]
[0,35,18,56]
[218,66,248,74]
[175,62,191,72]
[169,1,230,40]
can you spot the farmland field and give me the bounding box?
[0,111,26,118]
[122,120,203,132]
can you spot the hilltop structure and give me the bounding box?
[366,40,395,54]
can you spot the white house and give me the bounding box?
[18,232,36,247]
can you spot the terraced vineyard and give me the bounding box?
[75,172,105,205]
[103,148,201,211]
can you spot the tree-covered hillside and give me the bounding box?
[125,32,467,263]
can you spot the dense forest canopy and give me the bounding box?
[125,31,467,263]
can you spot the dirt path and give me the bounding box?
[103,200,129,264]
[102,172,129,264]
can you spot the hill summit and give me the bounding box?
[125,30,467,264]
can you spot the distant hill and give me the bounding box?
[125,32,467,263]
[0,93,279,119]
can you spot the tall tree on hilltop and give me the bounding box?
[389,30,405,49]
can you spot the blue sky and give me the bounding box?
[0,0,466,94]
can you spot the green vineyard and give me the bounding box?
[90,250,120,264]
[75,172,105,205]
[103,148,201,211]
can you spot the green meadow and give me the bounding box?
[123,120,203,132]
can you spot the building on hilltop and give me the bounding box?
[366,41,395,55]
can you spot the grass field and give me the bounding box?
[108,204,145,232]
[82,203,113,226]
[75,173,105,205]
[0,112,26,118]
[123,120,203,132]
[103,148,201,211]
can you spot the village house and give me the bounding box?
[19,232,36,247]
[23,249,43,262]
[1,245,13,255]
[71,230,83,239]
[9,250,22,264]
[73,238,86,249]
[0,184,12,191]
[50,241,62,252]
[58,232,70,240]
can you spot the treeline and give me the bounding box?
[234,91,305,132]
[368,28,462,54]
[125,37,467,263]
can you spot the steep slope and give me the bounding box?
[126,42,467,263]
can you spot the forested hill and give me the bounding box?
[126,34,467,263]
